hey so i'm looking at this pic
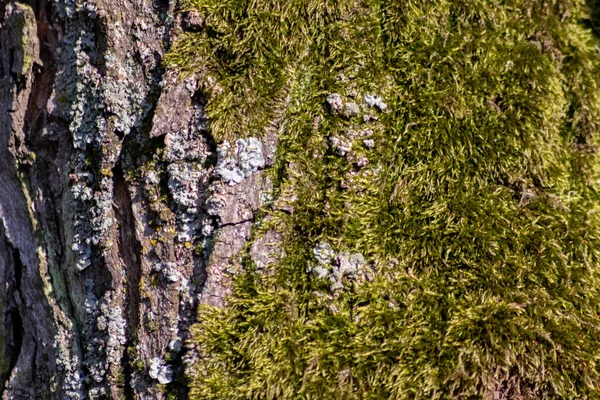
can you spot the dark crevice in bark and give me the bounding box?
[219,218,254,228]
[152,0,171,18]
[193,92,218,172]
[30,340,38,388]
[112,162,142,400]
[0,227,10,393]
[0,3,6,25]
[6,245,24,386]
[121,346,136,400]
[5,311,22,379]
[92,14,109,75]
[165,350,191,399]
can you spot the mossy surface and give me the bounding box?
[168,0,600,398]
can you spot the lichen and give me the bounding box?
[149,357,173,385]
[214,138,265,186]
[363,93,387,111]
[82,286,127,398]
[308,241,369,291]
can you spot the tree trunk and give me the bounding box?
[0,0,247,398]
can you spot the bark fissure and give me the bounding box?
[5,245,24,393]
[113,163,143,400]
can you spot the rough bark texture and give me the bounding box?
[0,0,272,398]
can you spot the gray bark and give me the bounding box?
[0,0,274,398]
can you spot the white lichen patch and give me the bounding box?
[83,289,126,390]
[149,357,173,384]
[169,338,183,353]
[165,104,208,162]
[326,93,361,118]
[167,163,204,212]
[326,93,344,113]
[364,93,387,111]
[308,241,370,291]
[215,137,265,185]
[344,102,360,116]
[102,72,146,135]
[54,331,85,400]
[152,261,181,282]
[167,162,208,242]
[98,301,127,368]
[313,241,336,265]
[362,138,375,149]
[328,136,352,156]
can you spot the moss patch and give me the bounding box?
[169,0,600,398]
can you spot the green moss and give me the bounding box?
[169,0,600,398]
[11,4,36,76]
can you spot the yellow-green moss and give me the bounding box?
[169,0,600,398]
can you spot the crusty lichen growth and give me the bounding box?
[170,0,600,398]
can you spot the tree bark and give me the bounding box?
[0,0,262,398]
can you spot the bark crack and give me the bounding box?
[4,244,25,394]
[112,162,142,399]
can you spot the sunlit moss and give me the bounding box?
[168,0,600,398]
